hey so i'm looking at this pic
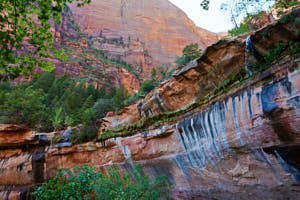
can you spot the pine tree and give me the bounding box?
[32,72,56,93]
[97,85,107,99]
[175,43,202,67]
[86,84,96,99]
[51,107,64,131]
[82,95,95,110]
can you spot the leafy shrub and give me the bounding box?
[65,116,76,127]
[33,164,170,200]
[50,107,64,131]
[275,0,300,10]
[124,93,140,105]
[168,68,177,78]
[123,65,173,105]
[228,22,250,36]
[139,79,159,95]
[0,116,15,124]
[228,11,266,36]
[92,99,114,118]
[249,42,289,73]
[175,43,202,67]
[0,86,47,128]
[69,124,98,143]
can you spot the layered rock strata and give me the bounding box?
[1,8,300,200]
[100,8,300,128]
[67,0,218,80]
[15,0,218,94]
[44,0,218,93]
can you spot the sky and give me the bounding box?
[169,0,234,33]
[169,0,275,33]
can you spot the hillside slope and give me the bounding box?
[50,0,218,93]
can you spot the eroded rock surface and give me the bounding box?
[101,8,300,128]
[0,124,37,148]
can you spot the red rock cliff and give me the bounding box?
[48,0,218,93]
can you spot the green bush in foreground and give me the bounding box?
[33,164,170,200]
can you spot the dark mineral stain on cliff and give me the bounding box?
[32,148,46,184]
[264,145,300,183]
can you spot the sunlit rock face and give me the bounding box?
[45,0,218,93]
[100,7,300,127]
[0,124,37,148]
[1,8,300,200]
[14,0,218,94]
[67,0,217,79]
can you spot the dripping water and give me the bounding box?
[245,35,254,76]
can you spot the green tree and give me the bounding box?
[97,85,106,99]
[47,74,72,103]
[0,81,11,91]
[228,22,250,36]
[156,64,170,81]
[82,108,96,124]
[64,115,75,127]
[0,73,135,133]
[112,85,128,111]
[33,164,170,200]
[151,68,157,80]
[201,0,299,13]
[92,98,114,118]
[32,72,56,93]
[0,86,47,129]
[175,43,202,67]
[0,0,90,81]
[50,107,64,131]
[86,84,97,99]
[275,0,300,8]
[182,43,202,61]
[82,95,95,110]
[219,0,299,36]
[201,0,275,10]
[274,0,300,16]
[220,0,274,30]
[139,80,159,95]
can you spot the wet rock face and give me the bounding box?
[100,7,300,128]
[1,59,300,200]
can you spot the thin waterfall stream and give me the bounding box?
[245,35,254,76]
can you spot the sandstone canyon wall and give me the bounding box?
[48,0,218,93]
[1,8,300,200]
